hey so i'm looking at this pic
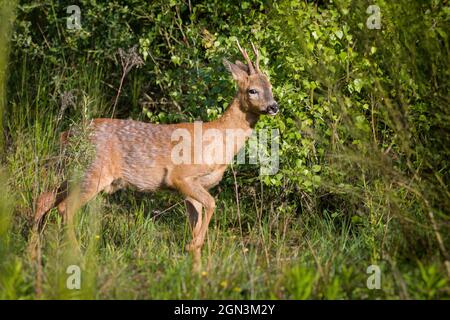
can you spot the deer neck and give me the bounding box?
[204,97,259,162]
[215,97,260,131]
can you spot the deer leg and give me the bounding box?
[58,166,114,247]
[185,197,203,271]
[34,180,69,228]
[194,199,216,251]
[29,181,69,261]
[175,179,215,252]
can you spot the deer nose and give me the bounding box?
[266,103,279,115]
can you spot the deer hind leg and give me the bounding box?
[34,180,69,229]
[59,165,115,246]
[185,197,203,270]
[30,181,69,261]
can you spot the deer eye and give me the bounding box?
[248,89,258,95]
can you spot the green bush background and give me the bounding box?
[0,0,449,299]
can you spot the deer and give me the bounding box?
[33,41,279,270]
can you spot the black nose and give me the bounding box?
[266,103,279,115]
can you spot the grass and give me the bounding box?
[2,129,448,300]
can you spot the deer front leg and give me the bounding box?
[185,197,203,271]
[194,198,215,250]
[174,179,216,264]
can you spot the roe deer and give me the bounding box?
[34,41,279,270]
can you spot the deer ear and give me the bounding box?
[223,59,248,81]
[234,60,249,73]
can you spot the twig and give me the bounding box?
[397,181,450,279]
[111,46,144,118]
[386,253,410,299]
[152,202,181,220]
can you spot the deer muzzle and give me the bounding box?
[266,103,279,115]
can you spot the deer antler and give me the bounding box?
[250,41,260,73]
[236,39,255,74]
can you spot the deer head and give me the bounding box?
[223,41,279,116]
